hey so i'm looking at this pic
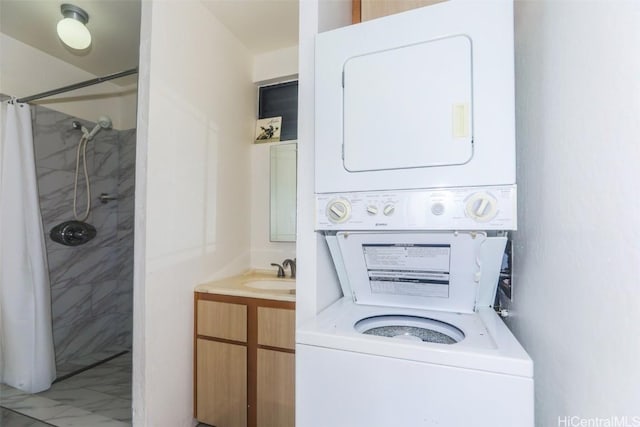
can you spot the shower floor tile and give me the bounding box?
[55,345,130,378]
[1,352,131,427]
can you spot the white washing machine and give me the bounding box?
[296,230,534,426]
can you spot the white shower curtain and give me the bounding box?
[0,100,56,393]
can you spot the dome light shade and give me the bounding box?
[57,4,91,50]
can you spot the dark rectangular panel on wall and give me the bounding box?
[258,81,298,141]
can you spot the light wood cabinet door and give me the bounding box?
[355,0,447,23]
[257,349,295,427]
[197,339,247,427]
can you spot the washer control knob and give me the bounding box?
[431,202,445,216]
[366,205,378,216]
[326,199,351,223]
[465,192,498,222]
[383,204,395,216]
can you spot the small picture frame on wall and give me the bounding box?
[254,117,282,143]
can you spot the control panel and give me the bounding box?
[316,185,517,230]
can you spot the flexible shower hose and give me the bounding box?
[73,135,91,222]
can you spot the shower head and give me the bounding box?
[96,115,112,129]
[85,115,112,140]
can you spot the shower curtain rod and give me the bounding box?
[16,68,138,104]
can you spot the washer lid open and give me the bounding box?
[331,231,502,313]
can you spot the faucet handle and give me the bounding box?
[271,263,285,278]
[282,258,296,279]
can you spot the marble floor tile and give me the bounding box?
[58,371,129,388]
[1,352,132,426]
[37,389,124,413]
[88,403,132,423]
[82,384,132,401]
[0,407,55,427]
[0,393,72,421]
[56,345,129,378]
[0,383,26,399]
[44,405,130,427]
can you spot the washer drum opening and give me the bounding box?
[354,315,465,344]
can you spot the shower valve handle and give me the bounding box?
[99,193,118,204]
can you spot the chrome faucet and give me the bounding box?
[283,258,296,279]
[271,263,285,278]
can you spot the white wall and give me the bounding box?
[253,45,298,84]
[508,2,640,425]
[134,1,255,425]
[0,34,137,130]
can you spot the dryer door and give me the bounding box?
[343,35,473,172]
[314,1,516,194]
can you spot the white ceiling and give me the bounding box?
[0,0,299,87]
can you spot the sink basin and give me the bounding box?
[244,280,295,291]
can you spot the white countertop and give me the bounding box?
[195,270,296,302]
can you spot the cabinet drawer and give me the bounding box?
[257,307,295,350]
[197,300,247,342]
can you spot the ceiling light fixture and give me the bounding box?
[56,4,91,50]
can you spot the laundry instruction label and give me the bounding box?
[363,244,451,298]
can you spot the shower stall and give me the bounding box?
[0,65,137,424]
[0,92,136,380]
[35,105,136,377]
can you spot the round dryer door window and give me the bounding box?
[354,315,465,345]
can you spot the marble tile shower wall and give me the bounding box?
[32,105,135,373]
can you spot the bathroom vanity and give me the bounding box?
[194,272,295,427]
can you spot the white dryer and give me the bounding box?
[315,0,515,195]
[296,231,534,426]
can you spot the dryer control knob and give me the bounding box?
[383,204,395,216]
[366,205,378,215]
[465,192,498,222]
[327,199,351,223]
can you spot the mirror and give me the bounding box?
[270,142,297,242]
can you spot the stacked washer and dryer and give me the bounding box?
[297,1,534,426]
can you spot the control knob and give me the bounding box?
[326,198,351,223]
[465,192,498,222]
